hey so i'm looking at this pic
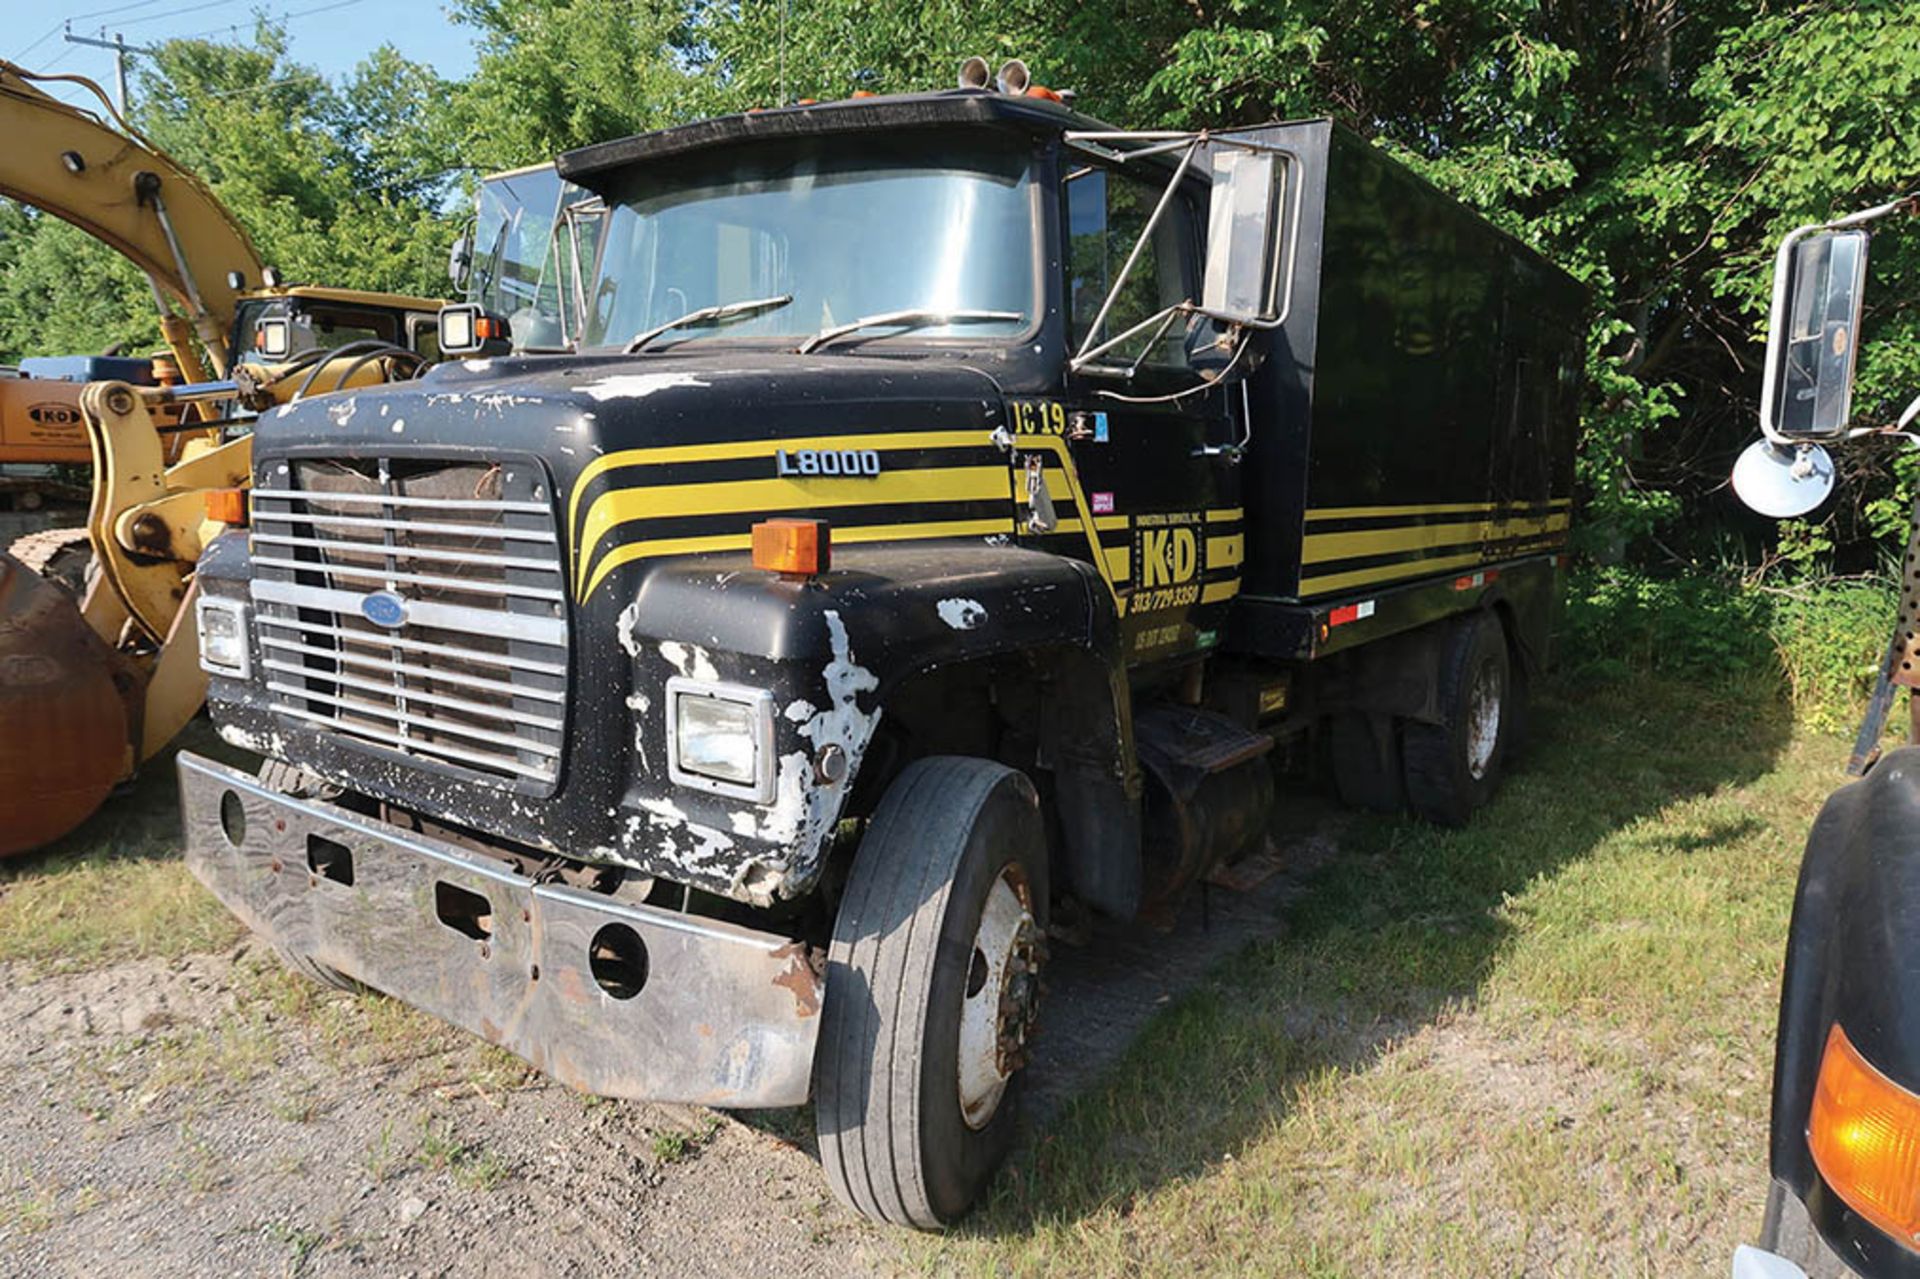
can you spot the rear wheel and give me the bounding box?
[814,756,1047,1229]
[1403,613,1510,826]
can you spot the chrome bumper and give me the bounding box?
[1732,1245,1810,1279]
[178,753,821,1107]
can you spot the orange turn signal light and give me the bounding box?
[204,487,248,526]
[1809,1023,1920,1244]
[752,519,830,577]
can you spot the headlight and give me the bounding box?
[666,677,774,802]
[195,595,250,678]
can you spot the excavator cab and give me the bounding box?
[239,288,443,363]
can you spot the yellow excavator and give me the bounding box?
[0,60,445,856]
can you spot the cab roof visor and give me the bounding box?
[555,91,1095,187]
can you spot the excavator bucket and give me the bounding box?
[0,552,138,857]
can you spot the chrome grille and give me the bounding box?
[249,457,568,787]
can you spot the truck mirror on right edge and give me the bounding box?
[1766,227,1870,440]
[1203,149,1286,325]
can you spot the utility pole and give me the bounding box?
[61,27,156,116]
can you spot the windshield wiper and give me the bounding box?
[623,294,793,354]
[797,308,1024,355]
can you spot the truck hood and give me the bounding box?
[251,349,1016,603]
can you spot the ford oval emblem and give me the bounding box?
[359,590,409,629]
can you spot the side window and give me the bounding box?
[1064,164,1196,368]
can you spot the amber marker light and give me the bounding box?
[1808,1023,1920,1246]
[752,519,830,577]
[204,488,248,526]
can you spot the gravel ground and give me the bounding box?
[0,800,1335,1278]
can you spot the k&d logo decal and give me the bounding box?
[27,402,81,427]
[1131,513,1203,613]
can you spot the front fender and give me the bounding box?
[1772,746,1920,1276]
[607,542,1132,906]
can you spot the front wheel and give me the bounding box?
[814,756,1048,1229]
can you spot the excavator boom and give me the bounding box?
[0,61,261,377]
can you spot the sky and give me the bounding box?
[8,0,480,109]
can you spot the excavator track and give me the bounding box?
[7,525,93,595]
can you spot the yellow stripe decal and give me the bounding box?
[1302,513,1568,565]
[1206,507,1244,524]
[1104,546,1131,579]
[566,427,990,564]
[1300,551,1495,596]
[577,464,1009,593]
[1207,533,1245,569]
[1305,497,1571,521]
[1092,514,1130,532]
[580,516,1013,601]
[1201,579,1241,604]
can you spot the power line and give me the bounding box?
[174,0,369,43]
[117,0,240,30]
[16,0,172,64]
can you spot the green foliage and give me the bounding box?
[0,209,159,363]
[455,0,700,167]
[1562,565,1775,687]
[0,25,458,366]
[1771,582,1895,732]
[1563,565,1893,730]
[6,0,1920,581]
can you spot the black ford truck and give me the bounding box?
[179,74,1584,1227]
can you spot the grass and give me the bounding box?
[0,723,248,975]
[916,672,1830,1276]
[0,656,1869,1273]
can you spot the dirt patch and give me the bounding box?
[0,949,899,1278]
[0,786,1350,1275]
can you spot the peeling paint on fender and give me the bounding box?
[937,597,988,630]
[571,372,707,403]
[658,640,720,682]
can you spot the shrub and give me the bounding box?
[1560,566,1893,731]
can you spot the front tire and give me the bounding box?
[814,756,1048,1229]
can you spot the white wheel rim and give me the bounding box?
[956,864,1038,1131]
[1466,659,1503,781]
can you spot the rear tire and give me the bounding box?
[1330,712,1404,813]
[814,756,1048,1229]
[1403,613,1510,826]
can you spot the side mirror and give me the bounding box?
[1203,149,1286,326]
[447,225,475,295]
[437,303,511,357]
[1764,227,1870,440]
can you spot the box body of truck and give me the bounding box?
[176,88,1583,1227]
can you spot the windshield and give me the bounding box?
[471,165,599,349]
[583,133,1037,349]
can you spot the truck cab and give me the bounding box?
[179,80,1581,1228]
